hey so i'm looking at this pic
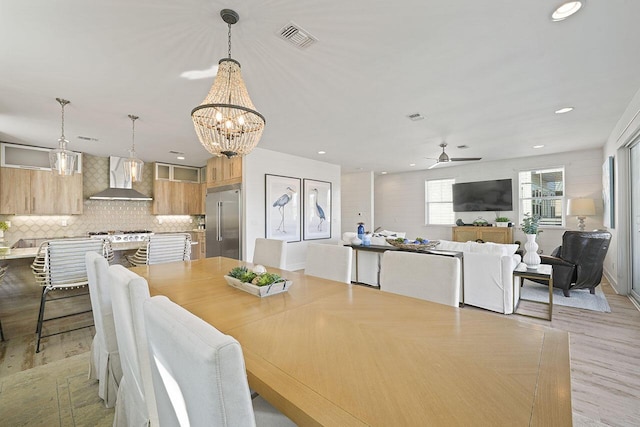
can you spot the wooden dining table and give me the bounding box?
[132,257,572,426]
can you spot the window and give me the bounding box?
[425,178,455,225]
[518,167,565,227]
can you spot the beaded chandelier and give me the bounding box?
[191,9,265,158]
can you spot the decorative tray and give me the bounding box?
[386,239,440,251]
[224,275,293,297]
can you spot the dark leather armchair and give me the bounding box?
[526,231,611,297]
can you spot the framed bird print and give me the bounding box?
[303,179,332,240]
[265,174,301,242]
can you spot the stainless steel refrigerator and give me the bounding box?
[206,187,241,259]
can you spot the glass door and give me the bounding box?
[631,142,640,304]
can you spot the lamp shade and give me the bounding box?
[567,198,595,216]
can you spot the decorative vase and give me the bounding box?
[523,233,541,269]
[357,223,365,240]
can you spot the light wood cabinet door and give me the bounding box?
[183,182,205,215]
[223,157,242,182]
[153,180,173,214]
[206,157,223,186]
[1,168,83,215]
[452,226,513,244]
[0,168,31,214]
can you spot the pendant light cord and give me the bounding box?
[128,114,139,153]
[228,23,232,59]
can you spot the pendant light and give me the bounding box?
[49,98,78,176]
[123,114,144,183]
[191,9,266,158]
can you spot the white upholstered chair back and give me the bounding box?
[143,296,296,427]
[144,296,256,426]
[253,238,287,269]
[108,265,158,426]
[86,252,122,408]
[305,243,353,284]
[380,251,461,308]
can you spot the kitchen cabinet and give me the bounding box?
[153,180,205,215]
[206,156,242,188]
[0,167,83,215]
[153,162,205,215]
[452,226,513,244]
[189,230,206,260]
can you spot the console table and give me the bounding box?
[452,226,513,243]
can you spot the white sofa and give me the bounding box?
[436,240,521,314]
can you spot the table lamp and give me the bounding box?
[567,198,595,231]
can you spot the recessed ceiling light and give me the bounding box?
[555,107,574,114]
[533,145,545,149]
[317,150,326,154]
[177,156,185,160]
[381,171,387,175]
[551,1,583,21]
[409,163,416,167]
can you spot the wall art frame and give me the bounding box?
[303,179,332,240]
[265,174,301,242]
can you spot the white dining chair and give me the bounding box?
[109,264,158,426]
[86,252,122,408]
[304,243,353,284]
[379,251,461,308]
[143,295,296,427]
[253,238,287,269]
[31,237,114,352]
[126,233,192,267]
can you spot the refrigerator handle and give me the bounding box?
[217,201,222,241]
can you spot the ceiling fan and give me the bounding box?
[427,142,482,169]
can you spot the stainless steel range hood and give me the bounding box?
[89,156,152,201]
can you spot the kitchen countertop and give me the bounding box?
[0,241,145,260]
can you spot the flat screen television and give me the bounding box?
[452,178,513,212]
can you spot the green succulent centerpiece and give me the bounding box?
[228,266,285,287]
[495,216,510,223]
[521,213,542,235]
[225,265,292,297]
[0,221,9,232]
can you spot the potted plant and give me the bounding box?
[495,216,511,227]
[0,221,9,239]
[520,213,542,269]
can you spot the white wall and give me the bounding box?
[341,171,374,236]
[602,86,640,293]
[243,148,342,271]
[375,148,604,256]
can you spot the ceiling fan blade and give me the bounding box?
[427,162,442,169]
[450,157,482,162]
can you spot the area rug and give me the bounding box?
[520,280,611,313]
[0,352,114,426]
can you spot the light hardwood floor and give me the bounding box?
[1,261,639,426]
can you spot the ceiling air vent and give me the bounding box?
[406,113,425,121]
[77,136,99,142]
[277,22,317,49]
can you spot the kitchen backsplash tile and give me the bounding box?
[0,154,198,245]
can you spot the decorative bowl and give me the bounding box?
[385,239,440,251]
